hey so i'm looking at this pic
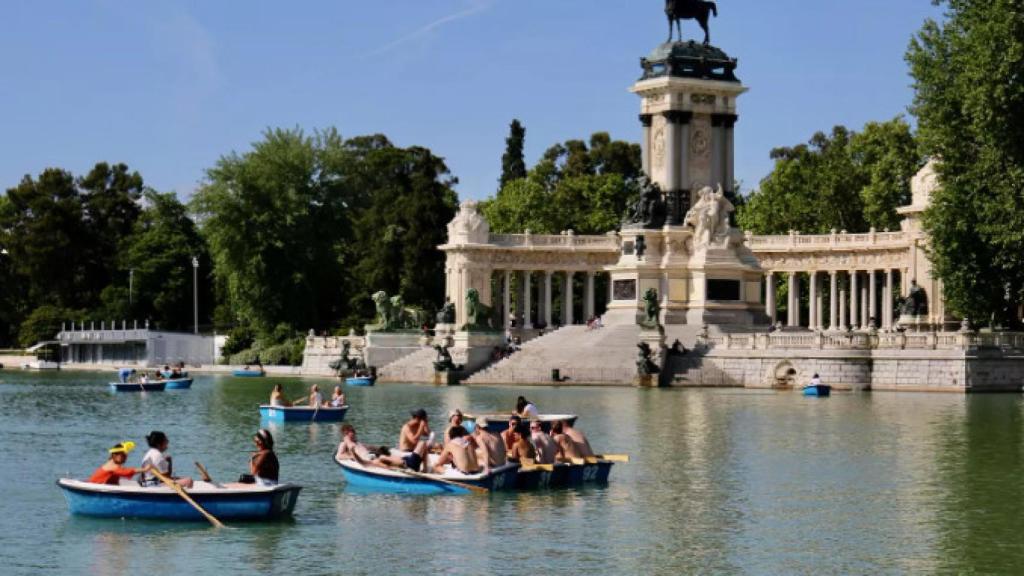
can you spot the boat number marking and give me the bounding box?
[583,465,598,482]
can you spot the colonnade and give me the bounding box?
[495,270,606,331]
[764,269,905,331]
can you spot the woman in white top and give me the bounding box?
[330,385,346,407]
[516,396,540,420]
[270,384,292,407]
[309,384,325,407]
[141,431,193,488]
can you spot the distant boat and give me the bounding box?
[160,370,189,379]
[345,376,375,387]
[22,360,60,371]
[802,384,832,397]
[259,404,349,423]
[109,381,167,392]
[233,369,265,378]
[57,479,301,522]
[164,378,194,390]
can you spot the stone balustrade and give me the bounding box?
[489,232,620,250]
[745,229,908,251]
[703,331,1024,352]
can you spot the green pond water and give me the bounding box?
[2,370,1024,575]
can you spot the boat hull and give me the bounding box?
[803,385,832,397]
[57,479,301,522]
[164,378,194,390]
[259,405,349,422]
[233,370,265,378]
[337,458,519,495]
[345,377,375,387]
[109,382,166,392]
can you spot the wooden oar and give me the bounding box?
[194,461,213,483]
[596,454,630,463]
[519,463,555,471]
[149,468,225,528]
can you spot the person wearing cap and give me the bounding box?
[88,441,150,485]
[399,409,431,452]
[140,431,193,488]
[443,409,465,444]
[250,429,279,486]
[472,417,506,471]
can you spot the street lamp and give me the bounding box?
[192,257,199,335]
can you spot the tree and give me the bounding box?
[907,0,1024,325]
[499,119,527,191]
[18,305,79,348]
[79,162,144,295]
[737,120,921,235]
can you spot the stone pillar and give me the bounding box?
[868,270,877,329]
[542,271,553,327]
[829,271,839,331]
[563,271,574,326]
[522,272,533,330]
[584,272,596,320]
[861,282,870,329]
[503,270,512,332]
[640,114,653,175]
[816,282,825,331]
[765,272,776,324]
[850,271,859,330]
[724,119,736,194]
[663,111,693,224]
[884,269,894,331]
[663,112,680,194]
[840,288,848,331]
[787,273,800,328]
[808,272,819,331]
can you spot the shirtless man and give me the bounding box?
[433,426,481,475]
[472,417,507,472]
[530,420,559,464]
[501,414,524,453]
[562,419,595,457]
[335,424,373,462]
[399,409,431,452]
[551,420,583,461]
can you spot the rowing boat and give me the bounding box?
[233,369,265,378]
[345,376,375,387]
[259,404,349,423]
[802,384,831,397]
[164,378,194,390]
[463,414,578,435]
[109,382,166,392]
[57,478,301,521]
[336,456,519,495]
[515,460,615,489]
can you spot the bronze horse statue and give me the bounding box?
[665,0,718,45]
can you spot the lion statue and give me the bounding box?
[463,288,499,332]
[365,291,431,332]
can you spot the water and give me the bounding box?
[3,371,1024,575]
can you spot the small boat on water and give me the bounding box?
[345,376,375,387]
[463,414,578,435]
[22,360,60,370]
[57,479,301,522]
[109,381,167,392]
[161,370,189,379]
[164,378,194,390]
[259,404,349,423]
[802,384,832,397]
[336,456,519,495]
[233,369,265,378]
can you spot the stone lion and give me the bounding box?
[463,288,499,332]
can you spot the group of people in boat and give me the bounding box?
[89,429,280,488]
[270,383,346,408]
[336,397,594,477]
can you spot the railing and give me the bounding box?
[489,233,619,250]
[59,329,151,342]
[703,331,1024,352]
[745,229,909,251]
[303,335,366,352]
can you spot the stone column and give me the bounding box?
[522,272,533,330]
[640,114,653,175]
[724,118,736,195]
[584,272,596,320]
[563,272,574,326]
[850,271,859,330]
[829,271,839,331]
[868,270,877,329]
[840,288,848,331]
[542,271,553,327]
[787,273,799,328]
[816,282,825,331]
[664,111,693,224]
[884,269,894,331]
[503,270,512,332]
[765,272,776,324]
[861,282,870,328]
[808,272,819,331]
[663,112,680,194]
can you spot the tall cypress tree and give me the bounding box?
[499,119,527,191]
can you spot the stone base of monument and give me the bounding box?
[433,371,461,386]
[636,327,667,387]
[363,331,424,369]
[634,374,656,387]
[452,330,506,375]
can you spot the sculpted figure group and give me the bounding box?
[684,184,734,247]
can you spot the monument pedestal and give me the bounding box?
[363,331,423,369]
[636,327,667,387]
[452,331,505,374]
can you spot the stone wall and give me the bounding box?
[301,335,365,376]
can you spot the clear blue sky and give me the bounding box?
[0,0,942,201]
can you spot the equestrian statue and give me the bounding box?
[665,0,719,45]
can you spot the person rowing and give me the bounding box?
[88,441,150,485]
[515,396,539,420]
[399,409,431,452]
[249,429,279,486]
[433,425,481,475]
[530,420,559,464]
[308,384,325,407]
[335,424,373,462]
[270,384,292,407]
[140,431,193,488]
[472,416,507,472]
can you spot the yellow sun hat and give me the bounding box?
[108,441,136,454]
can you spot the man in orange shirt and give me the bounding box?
[88,441,150,485]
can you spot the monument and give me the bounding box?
[605,1,766,329]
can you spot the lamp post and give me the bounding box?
[192,257,199,334]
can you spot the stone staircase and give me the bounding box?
[377,346,437,383]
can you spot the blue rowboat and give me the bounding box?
[233,369,265,378]
[463,414,578,435]
[164,378,194,390]
[803,384,831,397]
[161,370,189,379]
[336,457,519,495]
[259,404,349,423]
[548,460,615,487]
[345,376,375,387]
[109,382,166,392]
[57,479,301,522]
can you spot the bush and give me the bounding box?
[19,305,79,348]
[221,325,255,358]
[228,337,305,367]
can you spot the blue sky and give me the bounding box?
[0,1,942,201]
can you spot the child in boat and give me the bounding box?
[140,431,193,488]
[269,384,292,407]
[88,441,150,485]
[330,385,346,407]
[250,429,279,486]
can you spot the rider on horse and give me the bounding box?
[665,0,718,45]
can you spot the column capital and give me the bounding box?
[711,113,739,128]
[639,113,654,127]
[662,110,693,125]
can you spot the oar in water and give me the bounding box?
[149,468,225,528]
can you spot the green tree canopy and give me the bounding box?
[737,119,920,235]
[908,0,1024,325]
[499,119,527,191]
